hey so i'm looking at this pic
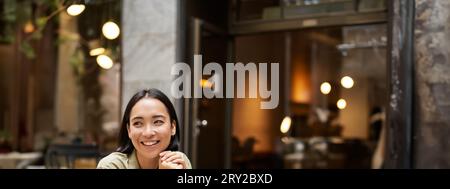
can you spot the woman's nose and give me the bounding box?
[142,125,156,136]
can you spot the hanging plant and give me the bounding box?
[69,45,86,84]
[0,0,63,59]
[0,0,16,43]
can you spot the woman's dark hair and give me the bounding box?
[117,88,180,154]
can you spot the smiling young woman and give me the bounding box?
[97,89,191,169]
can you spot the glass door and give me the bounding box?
[184,17,233,168]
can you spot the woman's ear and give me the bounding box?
[171,121,176,136]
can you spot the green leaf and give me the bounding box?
[30,31,43,40]
[69,48,85,78]
[16,1,32,25]
[36,17,48,29]
[20,41,36,60]
[0,25,15,44]
[41,0,59,6]
[0,35,14,44]
[3,0,17,22]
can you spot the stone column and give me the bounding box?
[121,0,178,112]
[414,0,450,168]
[388,0,450,168]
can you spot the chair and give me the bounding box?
[45,143,100,169]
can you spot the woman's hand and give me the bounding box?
[159,160,183,169]
[159,151,186,169]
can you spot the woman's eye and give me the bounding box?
[154,120,164,126]
[133,122,143,127]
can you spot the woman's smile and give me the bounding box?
[141,140,160,147]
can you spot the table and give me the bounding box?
[0,152,43,169]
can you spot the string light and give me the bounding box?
[89,48,106,56]
[96,54,113,69]
[102,21,120,40]
[67,4,85,16]
[280,116,292,134]
[337,99,347,110]
[320,82,331,95]
[341,76,354,89]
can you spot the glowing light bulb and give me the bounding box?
[67,4,85,16]
[24,21,35,33]
[200,79,214,89]
[337,99,347,110]
[280,116,292,134]
[320,82,331,95]
[102,21,120,40]
[96,55,113,69]
[341,76,354,89]
[89,48,105,56]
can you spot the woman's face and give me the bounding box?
[128,98,175,160]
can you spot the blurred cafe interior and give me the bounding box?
[1,0,450,169]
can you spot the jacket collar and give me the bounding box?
[127,150,140,169]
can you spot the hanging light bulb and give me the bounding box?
[341,76,354,89]
[337,99,347,110]
[89,48,105,56]
[320,82,331,95]
[280,116,292,134]
[200,79,213,89]
[24,21,35,33]
[67,4,85,16]
[96,54,113,69]
[102,21,120,40]
[88,39,105,56]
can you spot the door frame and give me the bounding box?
[384,0,415,169]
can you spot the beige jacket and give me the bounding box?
[97,150,192,169]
